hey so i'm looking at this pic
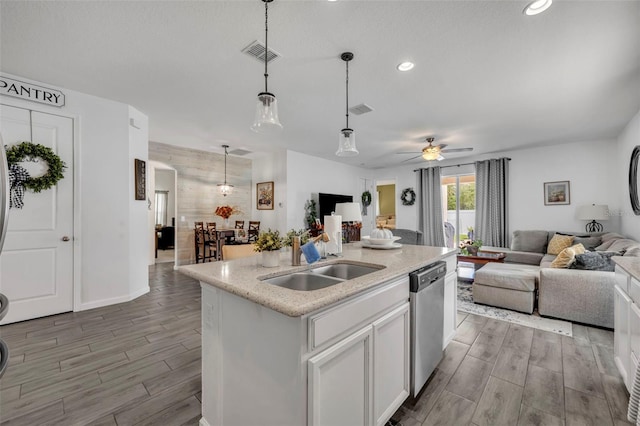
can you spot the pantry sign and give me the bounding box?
[0,75,65,107]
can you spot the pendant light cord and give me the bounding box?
[345,60,349,129]
[264,0,269,93]
[224,146,228,184]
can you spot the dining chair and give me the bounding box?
[194,222,216,263]
[248,221,260,243]
[235,220,245,229]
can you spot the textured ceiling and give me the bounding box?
[1,0,639,168]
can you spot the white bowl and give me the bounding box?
[362,236,401,246]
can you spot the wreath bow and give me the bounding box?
[8,163,30,209]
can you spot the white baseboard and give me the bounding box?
[77,285,150,311]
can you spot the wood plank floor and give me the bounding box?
[393,312,631,426]
[1,263,631,425]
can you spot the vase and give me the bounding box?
[466,245,479,256]
[468,230,474,240]
[261,250,280,268]
[224,218,230,228]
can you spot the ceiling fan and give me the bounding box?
[397,137,473,162]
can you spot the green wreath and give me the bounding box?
[361,191,372,207]
[6,141,66,192]
[401,187,416,206]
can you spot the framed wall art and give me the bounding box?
[134,159,146,201]
[257,181,274,210]
[543,180,570,205]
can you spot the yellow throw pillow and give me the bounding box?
[547,234,575,255]
[551,243,586,268]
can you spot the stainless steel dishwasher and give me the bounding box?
[409,261,446,397]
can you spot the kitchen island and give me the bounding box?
[180,243,457,426]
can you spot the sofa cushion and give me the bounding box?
[607,239,639,253]
[547,234,574,255]
[540,254,556,269]
[573,236,602,251]
[601,232,625,242]
[474,263,539,292]
[570,251,618,272]
[625,245,640,257]
[551,243,586,268]
[595,238,619,251]
[510,230,549,253]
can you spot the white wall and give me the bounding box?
[374,138,621,236]
[0,73,149,311]
[617,109,640,241]
[251,149,287,233]
[285,150,374,235]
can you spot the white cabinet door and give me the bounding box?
[308,325,373,426]
[443,271,457,348]
[373,303,410,426]
[614,285,631,390]
[629,302,640,393]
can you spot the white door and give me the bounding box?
[0,104,74,324]
[308,325,373,426]
[373,303,410,426]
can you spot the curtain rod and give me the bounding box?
[413,157,511,172]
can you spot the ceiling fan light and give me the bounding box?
[523,0,552,15]
[336,128,359,157]
[251,92,282,133]
[422,150,440,161]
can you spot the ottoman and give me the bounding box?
[473,263,540,314]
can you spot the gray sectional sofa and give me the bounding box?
[479,230,640,328]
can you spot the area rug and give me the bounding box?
[457,280,573,336]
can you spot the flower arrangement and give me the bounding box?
[215,205,241,219]
[459,239,483,255]
[284,229,310,247]
[254,229,285,252]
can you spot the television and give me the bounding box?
[318,193,353,224]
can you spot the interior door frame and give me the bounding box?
[1,98,82,313]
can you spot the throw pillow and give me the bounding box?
[510,230,549,253]
[551,243,586,268]
[573,236,602,251]
[547,234,575,255]
[570,251,618,272]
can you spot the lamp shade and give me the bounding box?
[334,202,362,222]
[251,92,282,133]
[576,204,609,221]
[336,128,358,157]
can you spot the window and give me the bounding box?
[441,173,475,248]
[155,191,168,226]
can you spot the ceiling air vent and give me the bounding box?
[349,103,374,115]
[242,40,280,64]
[228,148,252,156]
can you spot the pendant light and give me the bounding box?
[336,52,358,157]
[217,145,234,197]
[251,0,282,133]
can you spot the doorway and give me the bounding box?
[149,163,177,266]
[375,179,396,230]
[441,173,476,249]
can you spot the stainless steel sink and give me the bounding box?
[310,263,382,280]
[261,273,344,291]
[261,262,384,291]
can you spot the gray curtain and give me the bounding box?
[417,167,445,247]
[475,158,509,247]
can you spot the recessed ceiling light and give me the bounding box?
[523,0,552,16]
[397,62,415,72]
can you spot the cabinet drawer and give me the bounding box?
[309,276,409,350]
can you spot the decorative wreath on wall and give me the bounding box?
[401,187,416,206]
[6,142,66,209]
[361,191,372,207]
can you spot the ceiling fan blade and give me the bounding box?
[440,147,473,153]
[437,144,448,150]
[400,154,422,163]
[396,151,422,154]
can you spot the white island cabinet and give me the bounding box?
[614,258,640,392]
[180,244,457,426]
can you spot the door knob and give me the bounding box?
[62,236,70,242]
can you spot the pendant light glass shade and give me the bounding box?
[336,128,358,157]
[251,0,282,133]
[336,52,358,157]
[251,92,282,133]
[218,145,234,197]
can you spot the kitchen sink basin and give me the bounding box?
[310,263,382,280]
[261,262,384,291]
[261,273,344,291]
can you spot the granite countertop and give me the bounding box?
[614,257,640,280]
[179,243,456,317]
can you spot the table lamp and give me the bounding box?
[335,202,363,242]
[576,204,609,232]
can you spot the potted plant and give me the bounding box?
[304,200,317,228]
[215,205,242,228]
[459,239,482,256]
[284,229,310,247]
[254,229,284,267]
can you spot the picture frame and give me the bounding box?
[544,181,570,205]
[134,159,146,201]
[256,181,274,210]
